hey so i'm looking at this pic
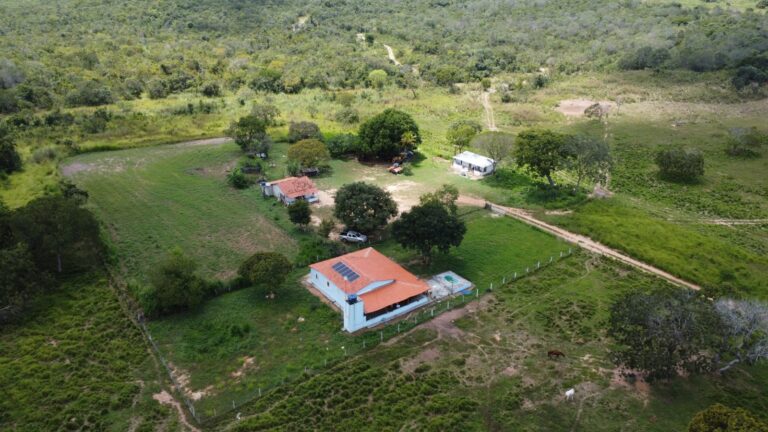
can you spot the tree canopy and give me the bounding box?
[358,109,421,160]
[227,114,272,156]
[10,195,105,274]
[238,252,292,292]
[288,121,322,143]
[514,129,569,187]
[391,200,466,265]
[333,182,398,233]
[287,139,330,169]
[140,248,207,316]
[609,288,721,380]
[563,135,611,190]
[472,131,515,168]
[688,404,768,432]
[288,200,312,227]
[447,120,482,154]
[0,124,22,175]
[655,147,705,182]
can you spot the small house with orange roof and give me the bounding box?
[261,176,318,205]
[309,247,431,332]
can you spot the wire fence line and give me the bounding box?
[107,206,577,426]
[197,247,576,426]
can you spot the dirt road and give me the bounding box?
[480,91,498,131]
[457,196,701,291]
[383,44,401,66]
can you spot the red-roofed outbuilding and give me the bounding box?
[261,176,318,204]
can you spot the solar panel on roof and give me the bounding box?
[332,262,360,282]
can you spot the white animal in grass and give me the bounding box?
[565,388,575,401]
[236,412,241,421]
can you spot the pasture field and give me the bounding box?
[0,274,176,431]
[63,141,301,280]
[145,208,568,416]
[220,253,768,431]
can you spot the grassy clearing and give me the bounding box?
[221,253,768,431]
[145,209,567,417]
[64,141,299,280]
[0,274,174,431]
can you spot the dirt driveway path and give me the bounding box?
[384,44,401,66]
[457,195,701,291]
[480,90,498,131]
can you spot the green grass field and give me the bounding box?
[63,141,301,280]
[220,253,768,431]
[144,208,568,417]
[0,274,176,431]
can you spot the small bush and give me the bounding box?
[334,107,360,124]
[201,82,222,97]
[288,121,322,143]
[227,168,250,189]
[31,147,58,164]
[655,147,704,182]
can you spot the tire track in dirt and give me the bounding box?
[457,195,701,291]
[480,90,498,131]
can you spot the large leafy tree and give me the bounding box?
[0,124,22,175]
[287,139,330,168]
[227,114,272,156]
[140,248,206,316]
[714,299,768,373]
[391,200,466,265]
[238,252,292,292]
[688,404,768,432]
[358,109,421,159]
[609,288,722,381]
[563,134,611,191]
[333,182,398,233]
[447,120,482,154]
[514,129,569,187]
[10,195,104,274]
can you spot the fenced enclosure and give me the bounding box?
[107,204,577,426]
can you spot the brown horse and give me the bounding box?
[547,350,565,360]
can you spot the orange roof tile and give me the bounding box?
[310,248,430,313]
[270,176,317,199]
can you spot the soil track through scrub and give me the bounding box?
[457,196,701,291]
[383,44,401,66]
[480,91,498,131]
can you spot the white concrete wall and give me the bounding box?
[309,269,430,333]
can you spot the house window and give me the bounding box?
[314,273,318,279]
[326,281,329,287]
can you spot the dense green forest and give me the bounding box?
[1,0,767,115]
[2,0,768,431]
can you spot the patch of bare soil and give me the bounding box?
[385,181,421,212]
[231,356,257,379]
[610,367,651,401]
[168,363,214,402]
[170,137,232,149]
[315,189,336,207]
[152,390,201,432]
[556,99,615,117]
[61,162,94,177]
[401,346,442,374]
[545,209,573,216]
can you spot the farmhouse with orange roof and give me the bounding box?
[309,247,431,332]
[261,176,318,205]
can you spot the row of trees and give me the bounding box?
[332,182,466,265]
[609,287,768,381]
